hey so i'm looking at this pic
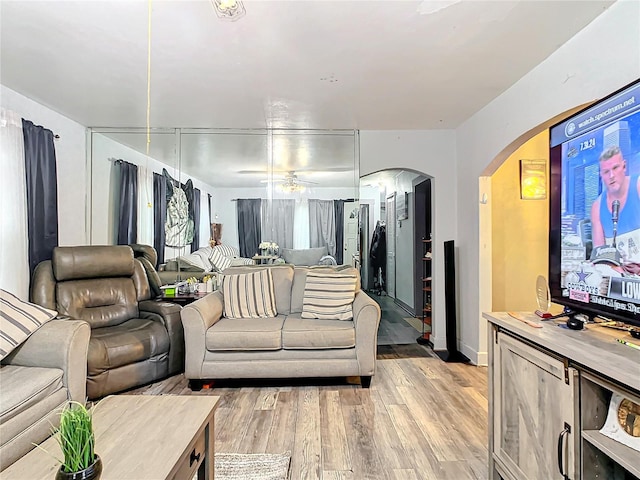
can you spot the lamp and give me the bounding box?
[210,0,246,21]
[520,159,547,200]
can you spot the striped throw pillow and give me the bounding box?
[215,244,240,258]
[222,269,277,319]
[301,271,357,320]
[210,248,233,272]
[0,289,58,360]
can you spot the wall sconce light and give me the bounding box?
[520,159,547,200]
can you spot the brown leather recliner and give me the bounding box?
[31,245,184,399]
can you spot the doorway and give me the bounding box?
[360,169,431,346]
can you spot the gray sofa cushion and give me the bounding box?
[281,246,327,266]
[206,317,285,351]
[282,315,355,349]
[0,365,63,423]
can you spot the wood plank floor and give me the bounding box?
[127,344,489,480]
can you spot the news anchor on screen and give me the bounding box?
[590,145,640,275]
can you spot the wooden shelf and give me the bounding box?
[582,430,640,478]
[422,239,432,243]
[422,286,432,292]
[422,257,432,261]
[422,277,431,282]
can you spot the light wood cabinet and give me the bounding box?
[485,312,640,480]
[491,331,579,480]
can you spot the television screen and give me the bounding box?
[549,79,640,325]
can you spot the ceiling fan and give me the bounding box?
[260,171,318,193]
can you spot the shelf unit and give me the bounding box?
[581,372,640,480]
[417,238,432,345]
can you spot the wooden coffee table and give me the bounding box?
[2,395,219,480]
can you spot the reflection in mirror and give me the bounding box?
[89,129,359,282]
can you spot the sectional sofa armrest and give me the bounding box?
[352,290,381,376]
[180,291,224,379]
[139,300,184,375]
[3,319,91,404]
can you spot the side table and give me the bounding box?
[252,254,280,265]
[159,292,209,306]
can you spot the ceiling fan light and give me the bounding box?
[278,182,305,194]
[210,0,246,21]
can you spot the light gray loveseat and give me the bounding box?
[181,265,381,388]
[0,319,90,470]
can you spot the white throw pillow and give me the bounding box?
[0,289,58,360]
[178,250,212,272]
[301,271,357,320]
[222,269,277,319]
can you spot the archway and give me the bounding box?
[478,103,593,317]
[360,168,433,346]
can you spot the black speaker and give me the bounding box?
[435,240,468,363]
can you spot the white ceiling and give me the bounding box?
[1,0,613,131]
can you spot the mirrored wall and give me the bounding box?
[89,128,360,269]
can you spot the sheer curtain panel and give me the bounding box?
[309,199,336,256]
[293,199,310,249]
[137,164,154,246]
[0,109,29,298]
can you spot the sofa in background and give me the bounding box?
[159,244,254,285]
[31,245,184,399]
[0,319,90,470]
[181,264,381,388]
[280,246,337,266]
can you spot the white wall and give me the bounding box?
[1,85,87,246]
[454,0,640,364]
[359,130,457,351]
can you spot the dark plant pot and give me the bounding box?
[55,455,102,480]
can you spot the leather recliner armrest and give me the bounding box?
[139,300,184,375]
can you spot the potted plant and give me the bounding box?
[53,401,102,480]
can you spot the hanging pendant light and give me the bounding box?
[210,0,246,21]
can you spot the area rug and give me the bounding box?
[403,316,426,333]
[215,452,291,480]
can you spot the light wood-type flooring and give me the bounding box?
[128,344,489,480]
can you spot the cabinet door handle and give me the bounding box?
[557,422,571,480]
[190,450,201,467]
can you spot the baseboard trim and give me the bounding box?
[459,342,488,366]
[393,298,415,317]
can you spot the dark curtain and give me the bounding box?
[190,188,201,253]
[237,199,262,258]
[116,160,138,245]
[334,200,345,265]
[153,172,166,265]
[22,119,59,276]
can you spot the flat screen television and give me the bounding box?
[549,78,640,326]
